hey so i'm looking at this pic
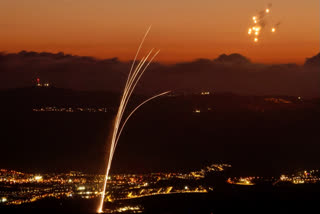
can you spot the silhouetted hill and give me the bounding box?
[0,51,319,97]
[0,88,319,175]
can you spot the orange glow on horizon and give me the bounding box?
[0,0,318,65]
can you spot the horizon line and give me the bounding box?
[1,50,318,65]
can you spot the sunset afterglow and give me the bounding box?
[0,0,318,64]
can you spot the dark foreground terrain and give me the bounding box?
[0,87,319,175]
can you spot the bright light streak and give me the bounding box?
[97,27,170,213]
[254,38,258,42]
[272,28,276,32]
[126,26,152,88]
[266,8,270,13]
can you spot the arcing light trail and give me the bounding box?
[97,27,170,213]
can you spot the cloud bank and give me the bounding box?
[0,51,319,97]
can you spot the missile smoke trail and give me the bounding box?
[97,27,170,213]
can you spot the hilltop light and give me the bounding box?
[201,91,210,95]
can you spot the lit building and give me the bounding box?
[35,78,50,87]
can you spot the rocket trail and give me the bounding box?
[113,91,171,156]
[97,27,169,213]
[127,25,152,85]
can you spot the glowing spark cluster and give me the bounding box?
[97,27,170,213]
[247,4,280,43]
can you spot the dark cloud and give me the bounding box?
[304,53,320,68]
[0,51,319,97]
[0,51,127,92]
[213,53,251,64]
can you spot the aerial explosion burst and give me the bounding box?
[97,27,170,213]
[247,4,280,43]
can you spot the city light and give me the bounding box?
[1,166,319,209]
[77,186,86,190]
[34,176,43,181]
